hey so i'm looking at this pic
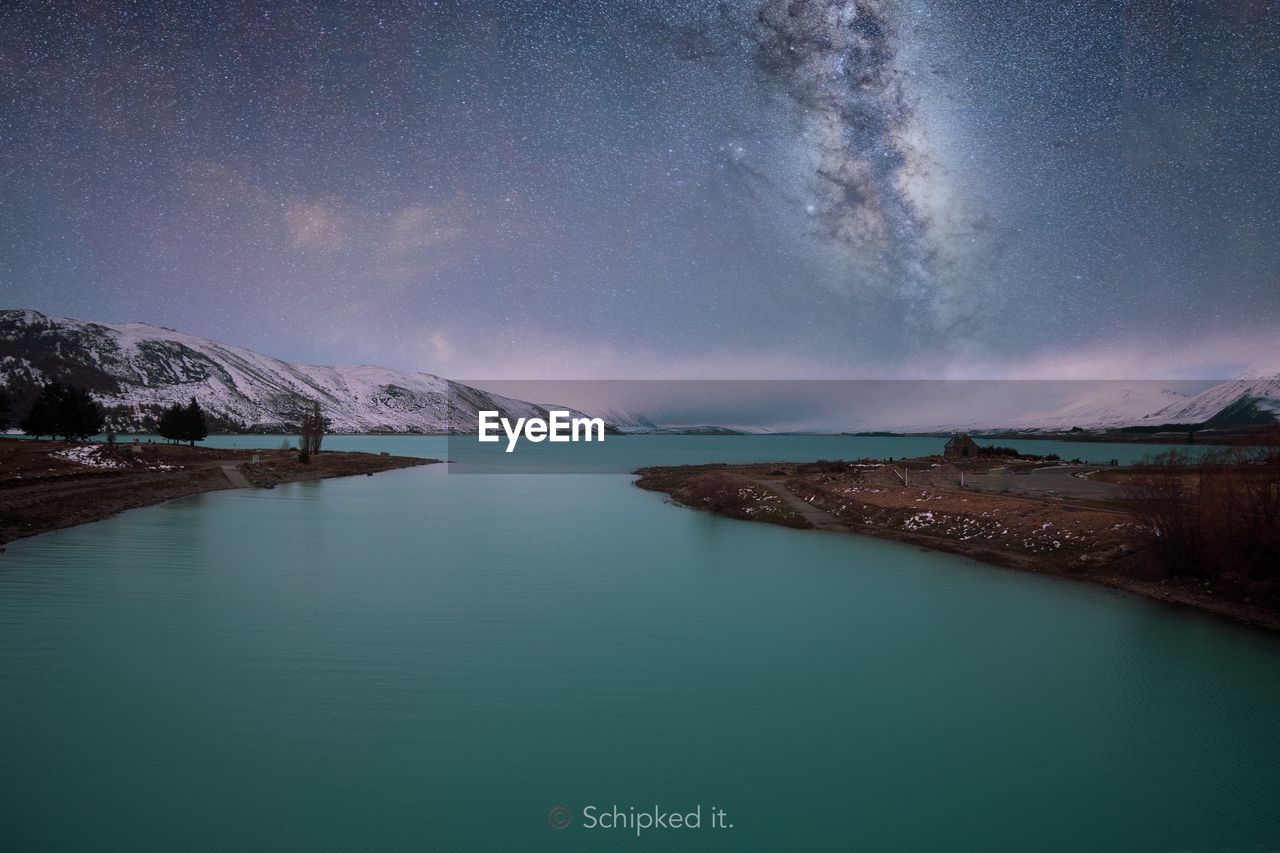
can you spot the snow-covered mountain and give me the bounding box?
[1005,384,1195,431]
[1140,375,1280,426]
[4,309,1275,434]
[0,309,559,434]
[862,377,1277,433]
[957,376,1280,435]
[579,407,659,433]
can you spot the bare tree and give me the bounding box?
[298,400,327,462]
[1126,451,1201,575]
[1127,442,1280,584]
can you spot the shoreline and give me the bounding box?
[0,440,437,547]
[8,430,1271,447]
[634,461,1280,634]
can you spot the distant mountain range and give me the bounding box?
[888,377,1279,435]
[1142,376,1280,426]
[1013,385,1197,431]
[0,310,564,434]
[1011,378,1280,433]
[1,309,1276,434]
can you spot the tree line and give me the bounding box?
[4,381,325,459]
[3,380,212,444]
[15,381,105,440]
[156,399,209,445]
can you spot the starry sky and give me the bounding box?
[2,0,1278,379]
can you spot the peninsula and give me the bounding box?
[635,454,1280,632]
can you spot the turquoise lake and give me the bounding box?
[2,435,1279,850]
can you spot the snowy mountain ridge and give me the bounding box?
[896,377,1279,434]
[0,310,559,434]
[1140,376,1280,426]
[2,310,1276,433]
[997,385,1197,432]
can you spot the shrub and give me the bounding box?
[1126,446,1280,584]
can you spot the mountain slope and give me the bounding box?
[1141,376,1280,426]
[6,309,1275,433]
[1009,384,1194,431]
[0,309,556,434]
[580,407,659,433]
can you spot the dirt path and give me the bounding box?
[219,463,253,488]
[754,479,846,531]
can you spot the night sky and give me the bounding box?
[2,0,1278,379]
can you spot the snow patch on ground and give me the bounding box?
[51,445,126,468]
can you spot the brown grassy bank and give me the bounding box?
[0,439,436,546]
[635,458,1280,633]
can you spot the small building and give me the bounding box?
[944,433,980,461]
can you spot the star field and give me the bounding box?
[2,0,1278,378]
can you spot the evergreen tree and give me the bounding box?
[157,398,209,445]
[157,402,185,444]
[182,397,208,446]
[57,385,105,440]
[20,382,103,440]
[0,386,10,432]
[21,381,64,439]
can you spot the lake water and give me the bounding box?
[207,432,1206,471]
[2,436,1279,851]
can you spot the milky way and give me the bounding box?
[2,0,1278,377]
[747,0,1006,345]
[755,3,928,286]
